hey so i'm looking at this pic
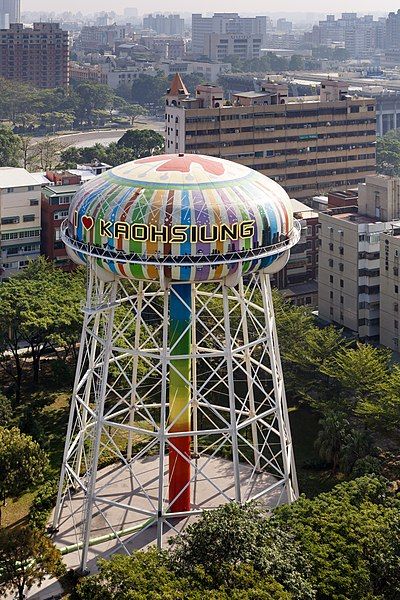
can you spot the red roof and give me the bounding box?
[167,73,189,97]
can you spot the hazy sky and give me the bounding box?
[28,1,400,15]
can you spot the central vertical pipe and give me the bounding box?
[168,282,192,512]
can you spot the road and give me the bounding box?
[39,119,165,149]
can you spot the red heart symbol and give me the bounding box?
[82,215,94,230]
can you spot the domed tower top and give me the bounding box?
[63,153,300,283]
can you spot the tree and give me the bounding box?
[117,128,164,157]
[0,393,12,426]
[169,503,315,599]
[0,258,84,396]
[30,137,69,170]
[0,126,22,167]
[314,411,349,472]
[289,55,304,70]
[122,103,148,125]
[0,427,48,515]
[340,429,374,475]
[273,477,400,600]
[321,343,391,418]
[76,549,291,600]
[131,73,168,109]
[73,83,114,126]
[377,130,400,176]
[0,526,65,600]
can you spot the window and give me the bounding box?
[329,307,333,317]
[328,259,333,267]
[330,275,334,283]
[23,214,35,222]
[368,233,380,244]
[1,216,19,225]
[330,291,333,300]
[28,185,34,191]
[396,320,399,330]
[395,303,399,313]
[30,199,39,206]
[339,263,344,272]
[6,187,14,193]
[1,232,18,240]
[340,295,344,304]
[329,243,334,251]
[340,279,344,288]
[54,211,68,220]
[339,246,344,255]
[396,285,399,294]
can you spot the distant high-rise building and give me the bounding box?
[304,12,385,59]
[192,13,267,57]
[142,13,184,36]
[78,24,134,52]
[124,7,138,18]
[277,18,292,33]
[0,23,70,88]
[0,0,20,28]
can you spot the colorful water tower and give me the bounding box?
[53,154,300,572]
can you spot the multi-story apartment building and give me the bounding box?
[70,62,108,85]
[192,13,267,57]
[0,168,41,281]
[41,172,82,269]
[159,59,231,83]
[274,199,319,307]
[305,12,385,58]
[380,227,400,351]
[0,0,20,28]
[204,33,265,61]
[318,175,400,341]
[0,23,69,88]
[142,14,184,36]
[165,76,376,202]
[78,24,133,53]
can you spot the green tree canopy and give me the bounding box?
[273,476,400,600]
[131,73,168,109]
[0,258,84,396]
[117,128,165,157]
[0,526,65,600]
[169,503,315,598]
[76,549,291,600]
[0,126,22,167]
[0,426,48,508]
[377,130,400,176]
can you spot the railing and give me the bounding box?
[61,219,301,268]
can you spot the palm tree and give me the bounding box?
[340,429,373,475]
[314,412,349,473]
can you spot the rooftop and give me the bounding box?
[325,208,386,225]
[43,184,81,195]
[0,168,41,189]
[290,198,318,218]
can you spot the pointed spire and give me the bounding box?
[167,73,189,97]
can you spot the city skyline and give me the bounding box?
[25,2,400,15]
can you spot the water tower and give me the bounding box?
[53,154,300,572]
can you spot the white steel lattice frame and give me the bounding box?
[53,261,298,572]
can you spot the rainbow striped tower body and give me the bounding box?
[169,283,192,512]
